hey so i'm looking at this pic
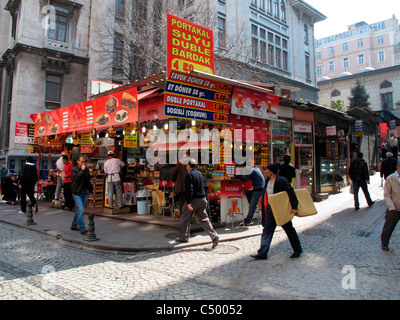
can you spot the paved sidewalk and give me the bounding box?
[0,173,387,252]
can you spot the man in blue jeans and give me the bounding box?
[239,159,265,227]
[70,156,93,234]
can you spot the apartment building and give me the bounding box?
[0,0,325,172]
[315,16,400,80]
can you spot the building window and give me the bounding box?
[267,0,273,14]
[331,89,341,97]
[316,52,321,60]
[304,24,309,44]
[343,57,349,69]
[218,16,226,48]
[357,39,363,47]
[273,0,279,18]
[45,74,62,109]
[251,0,257,6]
[328,46,334,55]
[381,92,393,110]
[48,5,69,43]
[115,0,124,17]
[378,51,385,62]
[259,0,265,11]
[281,1,286,21]
[305,54,310,80]
[113,37,123,67]
[317,65,322,76]
[329,61,335,71]
[358,54,365,65]
[377,35,384,45]
[252,26,288,71]
[252,37,259,59]
[380,80,392,89]
[342,43,348,51]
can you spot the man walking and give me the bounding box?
[19,157,38,214]
[175,159,219,248]
[238,158,265,226]
[251,163,302,260]
[348,152,374,210]
[380,152,397,180]
[70,156,93,234]
[381,160,400,251]
[104,151,125,210]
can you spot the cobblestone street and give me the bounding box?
[0,174,399,301]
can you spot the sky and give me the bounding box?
[305,0,400,39]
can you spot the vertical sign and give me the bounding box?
[166,14,214,75]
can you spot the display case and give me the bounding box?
[295,145,314,195]
[320,158,334,192]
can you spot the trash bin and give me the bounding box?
[137,190,151,215]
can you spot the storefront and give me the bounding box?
[28,70,282,224]
[313,108,351,194]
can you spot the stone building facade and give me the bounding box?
[317,65,400,112]
[0,0,326,173]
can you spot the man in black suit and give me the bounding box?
[251,163,303,260]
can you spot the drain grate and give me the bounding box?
[354,230,379,238]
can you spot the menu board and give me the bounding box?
[15,122,35,145]
[231,86,279,121]
[31,88,138,138]
[164,71,231,124]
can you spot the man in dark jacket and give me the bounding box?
[251,163,302,260]
[278,154,296,184]
[380,152,397,180]
[349,152,374,210]
[70,156,93,234]
[19,157,38,214]
[175,158,219,249]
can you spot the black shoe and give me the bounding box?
[212,236,219,249]
[381,244,389,251]
[290,252,302,258]
[369,201,375,207]
[80,229,88,235]
[71,226,79,231]
[175,238,188,243]
[251,254,267,260]
[355,207,360,210]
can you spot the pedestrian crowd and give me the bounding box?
[1,142,399,255]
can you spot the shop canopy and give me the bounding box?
[30,87,139,138]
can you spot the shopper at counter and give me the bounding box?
[238,158,265,227]
[278,154,296,184]
[70,156,93,234]
[104,151,125,210]
[62,155,75,210]
[175,158,219,248]
[55,152,67,201]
